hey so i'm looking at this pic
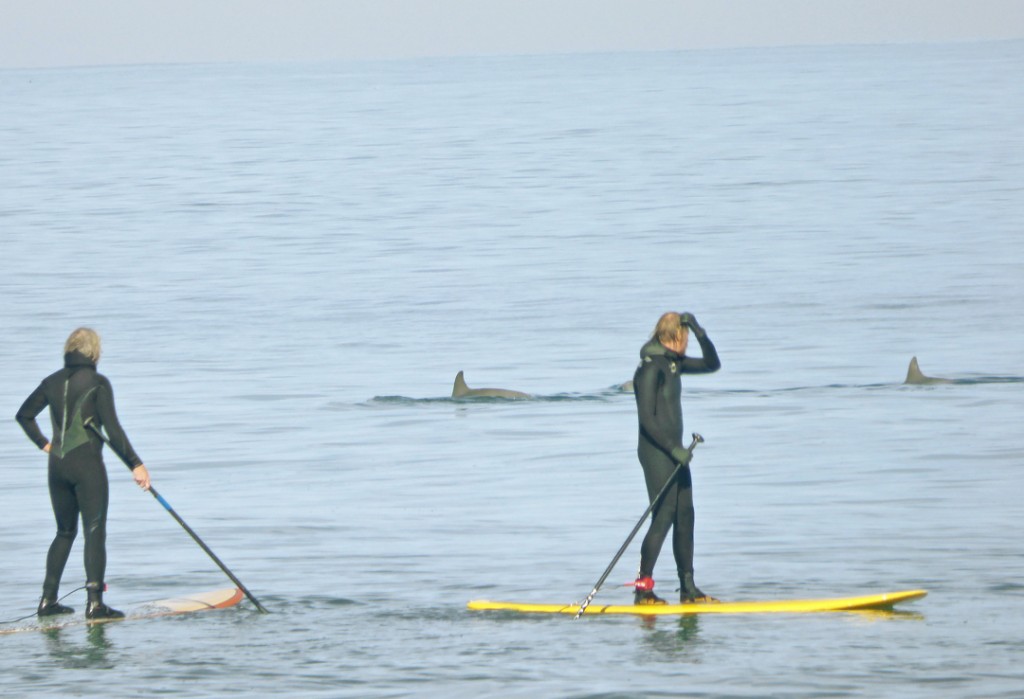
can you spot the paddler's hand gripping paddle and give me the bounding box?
[86,419,270,614]
[574,433,704,619]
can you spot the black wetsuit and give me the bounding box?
[633,332,720,586]
[16,351,142,599]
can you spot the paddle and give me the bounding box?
[85,419,270,614]
[574,432,704,619]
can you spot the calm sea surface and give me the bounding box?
[1,40,1023,698]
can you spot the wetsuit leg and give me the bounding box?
[43,461,79,599]
[72,458,109,586]
[670,477,696,580]
[637,441,679,579]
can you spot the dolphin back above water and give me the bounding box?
[905,357,953,385]
[452,371,532,399]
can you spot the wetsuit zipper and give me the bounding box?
[60,378,69,458]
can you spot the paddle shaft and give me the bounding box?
[86,421,269,614]
[574,432,704,619]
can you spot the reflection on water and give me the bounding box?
[843,608,926,623]
[640,614,703,658]
[43,624,114,669]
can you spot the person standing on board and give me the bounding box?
[633,311,720,604]
[16,327,151,620]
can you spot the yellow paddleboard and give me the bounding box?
[1,587,244,635]
[468,589,927,616]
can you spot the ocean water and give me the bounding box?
[1,40,1023,698]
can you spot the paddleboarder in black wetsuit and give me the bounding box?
[16,328,151,620]
[633,311,720,604]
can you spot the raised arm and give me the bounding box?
[677,313,721,374]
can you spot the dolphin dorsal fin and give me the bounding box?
[453,370,469,397]
[905,356,925,384]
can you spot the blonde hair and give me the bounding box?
[653,312,688,346]
[64,327,102,363]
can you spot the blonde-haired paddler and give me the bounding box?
[632,312,720,604]
[16,327,150,620]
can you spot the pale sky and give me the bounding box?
[2,0,1023,69]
